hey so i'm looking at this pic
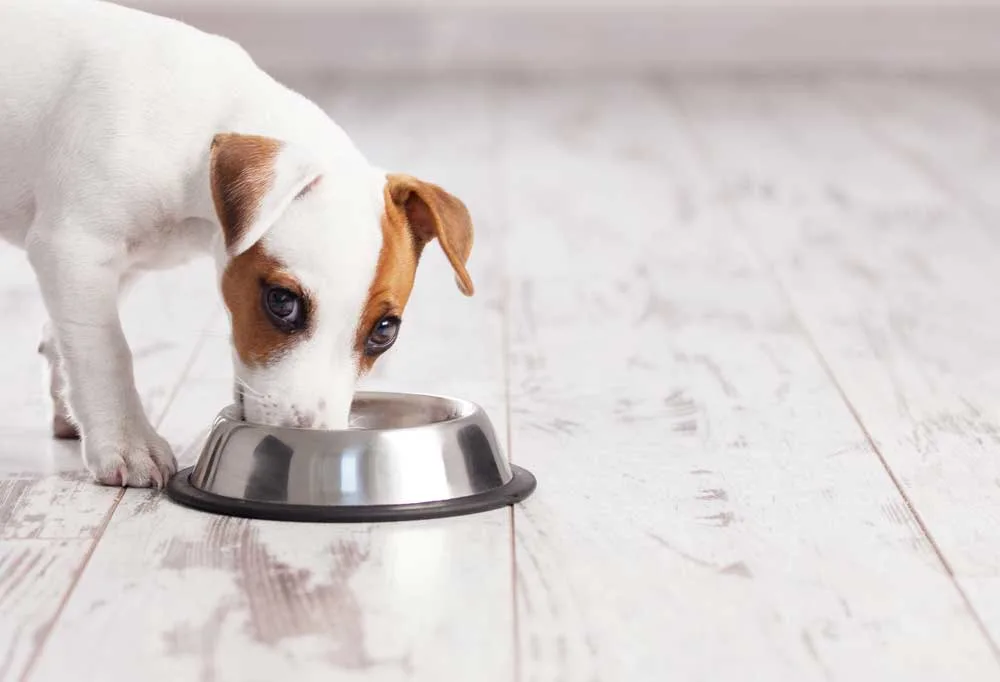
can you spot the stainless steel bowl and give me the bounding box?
[166,392,536,522]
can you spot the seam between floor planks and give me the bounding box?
[668,76,1000,664]
[815,77,1000,655]
[806,79,1000,658]
[491,80,523,682]
[508,507,522,682]
[497,77,1000,681]
[15,494,122,682]
[800,80,1000,660]
[804,326,1000,660]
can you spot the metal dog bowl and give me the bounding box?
[166,392,536,522]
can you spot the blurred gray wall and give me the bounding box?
[122,0,1000,73]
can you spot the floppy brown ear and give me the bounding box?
[210,133,322,257]
[387,174,475,296]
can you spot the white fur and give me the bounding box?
[0,0,387,486]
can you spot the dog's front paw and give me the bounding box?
[84,426,177,488]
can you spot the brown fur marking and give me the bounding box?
[354,188,419,375]
[353,177,476,374]
[387,173,475,296]
[222,244,314,366]
[210,133,282,249]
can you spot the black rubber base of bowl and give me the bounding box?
[166,465,537,523]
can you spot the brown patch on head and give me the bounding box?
[353,176,476,374]
[222,244,314,366]
[354,189,419,375]
[210,133,282,250]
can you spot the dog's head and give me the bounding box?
[209,132,474,429]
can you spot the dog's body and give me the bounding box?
[0,0,474,486]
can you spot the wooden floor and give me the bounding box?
[4,76,1000,681]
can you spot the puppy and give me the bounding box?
[0,1,475,487]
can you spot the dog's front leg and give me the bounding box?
[38,321,79,440]
[27,231,176,487]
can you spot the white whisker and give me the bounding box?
[234,377,266,398]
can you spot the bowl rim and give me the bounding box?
[224,390,486,435]
[168,463,537,523]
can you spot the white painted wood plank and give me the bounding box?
[0,540,92,682]
[827,76,1000,234]
[501,78,1000,681]
[26,491,512,682]
[26,79,516,682]
[674,75,1000,659]
[727,76,1000,645]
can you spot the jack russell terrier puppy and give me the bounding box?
[0,1,475,487]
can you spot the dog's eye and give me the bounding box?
[365,316,401,356]
[262,285,306,331]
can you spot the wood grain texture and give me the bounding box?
[8,76,1000,681]
[674,74,1000,660]
[0,540,92,682]
[677,77,1000,645]
[26,490,512,682]
[25,79,517,682]
[501,78,1000,681]
[829,76,1000,235]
